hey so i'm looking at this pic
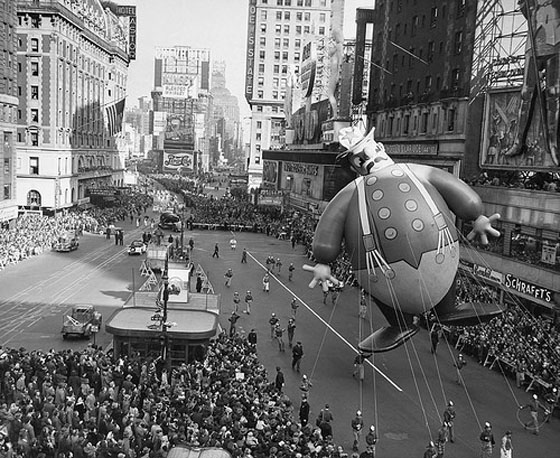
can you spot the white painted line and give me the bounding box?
[247,251,403,392]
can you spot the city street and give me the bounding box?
[0,211,558,458]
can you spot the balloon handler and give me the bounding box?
[304,125,503,353]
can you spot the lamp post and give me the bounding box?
[161,258,169,363]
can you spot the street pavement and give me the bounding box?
[0,208,558,457]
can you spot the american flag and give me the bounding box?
[105,98,126,136]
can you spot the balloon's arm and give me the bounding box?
[312,183,355,264]
[302,264,340,291]
[409,164,483,221]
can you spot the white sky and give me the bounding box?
[124,0,375,114]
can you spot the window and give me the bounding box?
[304,26,310,34]
[295,25,302,35]
[294,51,300,61]
[260,37,267,46]
[273,64,280,73]
[256,121,262,129]
[454,31,463,54]
[318,27,325,35]
[425,75,432,92]
[31,86,39,99]
[403,114,410,135]
[320,13,326,22]
[447,108,456,131]
[281,65,288,74]
[257,90,263,98]
[29,157,39,174]
[457,0,466,17]
[284,25,290,33]
[276,11,282,20]
[257,77,264,86]
[261,10,267,20]
[282,51,288,60]
[274,51,281,60]
[255,156,261,164]
[430,7,438,27]
[451,68,461,90]
[297,12,302,21]
[27,190,41,207]
[305,0,311,5]
[257,105,263,112]
[256,133,262,141]
[275,38,281,48]
[421,112,429,134]
[297,0,303,5]
[303,178,311,196]
[284,11,290,20]
[30,62,39,76]
[273,91,279,99]
[258,63,265,73]
[411,16,419,36]
[260,23,267,33]
[30,38,39,52]
[275,24,281,33]
[427,41,435,62]
[3,158,9,174]
[285,0,291,5]
[259,50,266,59]
[277,0,283,4]
[295,39,301,48]
[304,12,310,21]
[283,38,289,47]
[31,109,38,122]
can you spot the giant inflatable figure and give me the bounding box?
[304,126,502,353]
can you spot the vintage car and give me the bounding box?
[53,230,79,252]
[158,212,182,231]
[61,305,102,340]
[128,240,147,255]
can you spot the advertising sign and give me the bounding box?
[300,41,317,98]
[262,160,279,186]
[163,151,195,172]
[480,89,560,171]
[115,6,136,60]
[245,0,257,101]
[162,84,190,99]
[164,114,194,144]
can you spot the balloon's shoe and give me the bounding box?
[436,301,504,327]
[358,326,419,353]
[504,142,523,157]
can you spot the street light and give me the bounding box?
[161,258,169,363]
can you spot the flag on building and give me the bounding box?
[106,98,126,136]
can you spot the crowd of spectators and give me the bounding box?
[448,306,560,396]
[0,190,153,272]
[0,332,356,458]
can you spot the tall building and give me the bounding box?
[244,0,332,188]
[16,0,132,212]
[0,0,18,227]
[211,61,241,165]
[151,45,211,173]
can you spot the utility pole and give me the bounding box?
[161,257,169,365]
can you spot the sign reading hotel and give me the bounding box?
[115,5,137,60]
[245,0,257,101]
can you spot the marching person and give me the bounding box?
[276,257,283,273]
[479,422,495,458]
[229,237,237,250]
[443,401,456,443]
[292,341,304,372]
[274,366,284,393]
[290,297,299,319]
[523,394,540,435]
[351,410,364,451]
[269,313,279,339]
[359,290,368,320]
[212,243,219,258]
[274,323,286,352]
[500,430,513,458]
[353,353,366,381]
[365,425,378,455]
[228,311,239,337]
[454,353,467,385]
[430,322,441,354]
[299,374,312,394]
[232,291,241,313]
[241,248,248,263]
[224,268,233,288]
[244,290,253,314]
[287,318,296,348]
[262,273,271,293]
[247,328,257,352]
[436,421,449,458]
[424,441,437,458]
[299,394,310,427]
[288,262,295,281]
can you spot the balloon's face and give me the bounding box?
[349,141,394,176]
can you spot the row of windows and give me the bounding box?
[263,0,323,6]
[253,105,282,114]
[260,23,320,35]
[377,106,458,138]
[261,37,303,49]
[264,10,326,22]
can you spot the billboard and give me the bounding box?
[153,111,167,134]
[245,0,257,101]
[163,151,195,172]
[115,5,137,60]
[300,41,317,98]
[262,160,279,186]
[480,89,560,171]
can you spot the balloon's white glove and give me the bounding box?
[467,213,501,245]
[302,263,340,292]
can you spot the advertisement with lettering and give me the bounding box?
[503,273,553,303]
[262,160,279,186]
[300,41,317,98]
[480,89,560,171]
[245,0,257,102]
[163,151,194,172]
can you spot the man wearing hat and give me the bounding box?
[480,422,495,458]
[443,401,456,443]
[299,394,310,427]
[351,410,364,451]
[424,441,437,458]
[436,421,449,457]
[365,425,378,453]
[523,393,541,435]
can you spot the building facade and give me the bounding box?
[151,46,211,173]
[245,0,332,189]
[0,0,18,226]
[16,0,130,212]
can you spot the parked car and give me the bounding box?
[128,240,147,255]
[53,230,79,252]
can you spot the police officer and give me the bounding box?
[523,393,540,435]
[269,313,279,339]
[351,410,364,451]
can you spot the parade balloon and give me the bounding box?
[304,125,502,353]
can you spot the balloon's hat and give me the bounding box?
[336,124,377,162]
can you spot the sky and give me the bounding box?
[125,0,251,115]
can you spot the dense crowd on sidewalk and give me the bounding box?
[0,190,153,272]
[0,332,357,458]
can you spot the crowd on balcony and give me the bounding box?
[0,332,357,458]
